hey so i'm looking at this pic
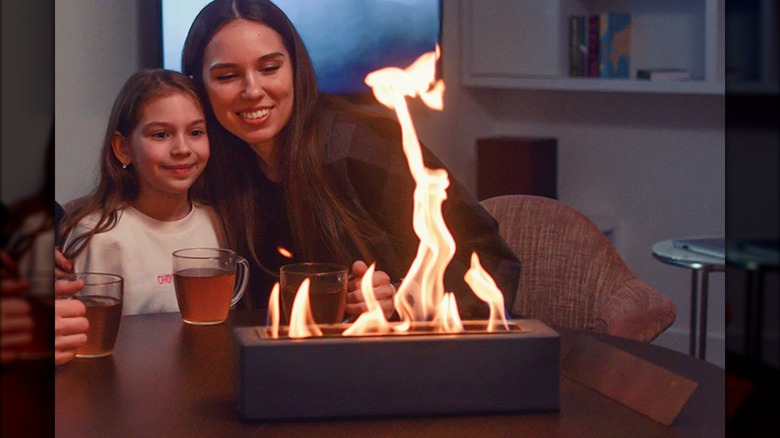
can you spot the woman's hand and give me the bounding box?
[345,261,396,320]
[54,277,87,366]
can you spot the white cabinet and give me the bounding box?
[460,0,726,95]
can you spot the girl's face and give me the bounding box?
[113,92,209,201]
[202,19,294,159]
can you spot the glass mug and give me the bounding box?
[172,248,249,325]
[66,272,124,358]
[280,263,348,325]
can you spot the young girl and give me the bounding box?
[59,69,224,315]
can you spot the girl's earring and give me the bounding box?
[122,163,128,169]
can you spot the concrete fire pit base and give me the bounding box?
[234,319,560,420]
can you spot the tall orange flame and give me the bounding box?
[365,46,456,325]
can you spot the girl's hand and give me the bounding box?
[54,277,87,366]
[54,249,73,276]
[345,261,396,320]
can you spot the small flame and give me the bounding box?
[392,277,417,332]
[431,293,464,333]
[267,283,281,339]
[464,253,510,332]
[277,246,293,259]
[343,264,392,336]
[287,279,323,338]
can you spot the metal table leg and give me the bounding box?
[745,271,754,359]
[755,269,765,361]
[689,270,698,357]
[699,268,710,360]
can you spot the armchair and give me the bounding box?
[481,195,676,342]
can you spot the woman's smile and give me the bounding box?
[238,107,272,123]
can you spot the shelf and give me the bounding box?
[463,75,724,95]
[461,0,726,95]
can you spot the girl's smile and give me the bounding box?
[163,163,198,176]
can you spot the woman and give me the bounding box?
[182,0,521,319]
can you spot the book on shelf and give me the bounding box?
[598,13,631,78]
[569,16,587,77]
[587,14,600,77]
[583,13,631,78]
[636,68,691,81]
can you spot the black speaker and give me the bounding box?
[477,137,557,201]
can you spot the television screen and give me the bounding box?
[161,0,441,95]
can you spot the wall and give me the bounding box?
[1,0,53,204]
[54,0,140,202]
[53,0,727,366]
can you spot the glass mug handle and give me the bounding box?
[231,256,250,307]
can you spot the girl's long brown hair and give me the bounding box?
[182,0,383,271]
[59,69,206,258]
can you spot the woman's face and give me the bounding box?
[202,19,294,157]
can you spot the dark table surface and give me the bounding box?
[54,311,724,437]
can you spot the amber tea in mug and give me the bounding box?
[70,273,124,358]
[172,248,249,325]
[280,263,348,325]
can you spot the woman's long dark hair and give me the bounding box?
[182,0,382,271]
[59,69,205,258]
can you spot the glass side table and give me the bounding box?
[652,239,726,360]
